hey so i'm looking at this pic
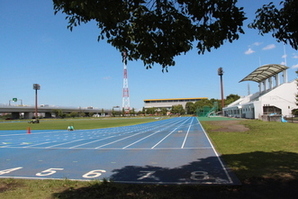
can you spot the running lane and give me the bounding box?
[0,117,239,184]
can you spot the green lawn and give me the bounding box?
[203,120,298,154]
[202,120,298,180]
[0,117,161,130]
[1,118,297,199]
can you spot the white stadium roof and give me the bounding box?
[239,64,288,83]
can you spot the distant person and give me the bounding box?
[67,126,74,131]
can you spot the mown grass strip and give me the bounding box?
[0,117,162,130]
[201,120,298,180]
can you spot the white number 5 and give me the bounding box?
[36,168,64,176]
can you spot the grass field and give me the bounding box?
[1,117,297,199]
[0,117,161,130]
[202,119,298,180]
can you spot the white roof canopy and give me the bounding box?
[239,64,288,83]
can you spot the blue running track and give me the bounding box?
[0,117,239,184]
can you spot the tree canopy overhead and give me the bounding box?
[53,0,298,71]
[53,0,246,71]
[249,0,298,51]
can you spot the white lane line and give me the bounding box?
[181,117,193,149]
[69,136,115,149]
[22,142,52,148]
[94,131,146,149]
[94,118,184,149]
[196,117,233,183]
[151,128,177,149]
[45,139,85,148]
[122,130,161,149]
[0,130,66,137]
[151,117,191,149]
[6,145,213,150]
[122,118,188,149]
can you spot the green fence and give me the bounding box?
[196,102,218,117]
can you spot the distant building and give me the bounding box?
[144,97,208,111]
[223,64,297,119]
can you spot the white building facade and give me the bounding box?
[144,97,208,110]
[223,64,297,119]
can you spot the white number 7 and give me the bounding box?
[137,171,159,180]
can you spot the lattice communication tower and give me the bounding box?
[122,51,130,112]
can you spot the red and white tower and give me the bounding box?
[122,51,130,113]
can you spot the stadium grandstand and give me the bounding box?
[144,97,208,111]
[223,64,297,120]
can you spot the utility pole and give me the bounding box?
[218,67,224,115]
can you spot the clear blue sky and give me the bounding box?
[1,0,297,110]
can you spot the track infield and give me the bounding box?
[0,117,239,185]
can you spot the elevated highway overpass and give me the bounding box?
[0,105,108,119]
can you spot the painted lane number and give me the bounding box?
[36,168,64,176]
[0,167,211,182]
[0,167,23,175]
[190,171,209,180]
[0,167,106,179]
[137,171,159,180]
[82,170,106,178]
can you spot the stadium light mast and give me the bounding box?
[33,84,40,119]
[218,67,225,114]
[122,51,130,113]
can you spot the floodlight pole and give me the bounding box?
[218,67,225,114]
[33,84,40,119]
[35,89,38,118]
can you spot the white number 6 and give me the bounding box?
[82,170,106,178]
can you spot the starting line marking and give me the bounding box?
[0,166,231,184]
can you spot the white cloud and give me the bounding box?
[293,54,298,59]
[282,54,287,59]
[262,44,276,50]
[292,64,298,69]
[253,42,262,46]
[245,48,255,55]
[280,61,286,65]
